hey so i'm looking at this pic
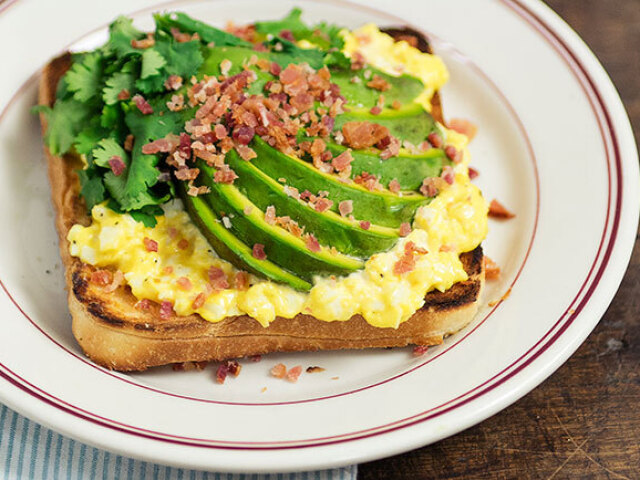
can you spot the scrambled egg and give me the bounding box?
[341,24,449,111]
[67,26,488,329]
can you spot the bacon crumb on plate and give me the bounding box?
[484,256,501,280]
[448,118,478,141]
[488,199,516,219]
[306,366,325,373]
[286,365,303,383]
[412,345,429,356]
[468,166,479,180]
[216,363,229,384]
[271,363,287,379]
[90,269,112,286]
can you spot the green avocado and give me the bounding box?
[196,162,364,282]
[222,150,399,257]
[178,183,312,291]
[249,137,427,227]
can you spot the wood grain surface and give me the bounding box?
[359,1,640,478]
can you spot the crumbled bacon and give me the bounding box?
[427,132,443,148]
[366,74,391,92]
[393,241,428,275]
[441,165,455,185]
[235,144,257,160]
[354,171,383,191]
[413,345,429,356]
[117,89,130,101]
[448,118,478,141]
[143,237,158,252]
[164,75,183,91]
[388,179,401,193]
[252,243,267,260]
[174,167,200,181]
[279,64,308,96]
[286,365,303,383]
[226,360,242,377]
[108,156,126,176]
[468,166,479,180]
[314,197,333,212]
[488,199,515,219]
[484,256,501,279]
[166,94,185,112]
[178,238,190,250]
[391,100,402,110]
[159,301,174,319]
[142,136,179,155]
[370,105,382,115]
[283,185,300,199]
[306,366,325,373]
[234,271,250,290]
[191,292,206,309]
[214,166,238,184]
[305,234,321,252]
[444,145,462,163]
[170,27,199,43]
[338,200,353,217]
[359,220,371,230]
[216,363,229,384]
[177,276,192,291]
[399,222,411,237]
[208,266,230,290]
[123,134,135,152]
[131,34,155,49]
[132,94,153,115]
[271,363,287,378]
[341,121,389,150]
[264,205,277,225]
[90,269,112,286]
[134,298,152,311]
[379,135,400,160]
[420,177,439,197]
[220,59,232,76]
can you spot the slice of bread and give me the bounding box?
[38,29,484,372]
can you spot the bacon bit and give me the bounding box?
[413,345,429,356]
[191,292,206,309]
[354,171,383,191]
[90,269,112,286]
[166,94,185,112]
[314,197,333,212]
[283,185,300,199]
[208,266,230,290]
[252,243,267,260]
[399,222,411,237]
[177,276,192,291]
[269,61,282,77]
[261,206,276,225]
[108,156,126,176]
[232,125,255,145]
[393,241,428,276]
[359,220,371,230]
[117,89,130,101]
[214,124,228,139]
[484,256,501,280]
[420,177,439,197]
[488,199,516,219]
[159,301,174,319]
[338,200,353,217]
[305,234,321,252]
[164,75,183,91]
[448,118,478,141]
[142,137,179,155]
[143,237,158,252]
[178,238,190,250]
[366,74,391,92]
[445,145,461,163]
[123,134,135,152]
[351,51,366,70]
[235,144,257,161]
[279,29,295,42]
[220,59,232,76]
[134,298,152,311]
[234,271,250,290]
[290,92,314,113]
[306,366,325,373]
[286,365,303,383]
[391,100,402,110]
[342,121,389,150]
[369,105,382,115]
[163,266,174,275]
[226,360,242,377]
[489,287,513,307]
[468,166,479,180]
[175,167,200,181]
[243,205,253,215]
[279,64,308,96]
[216,363,229,384]
[271,363,287,379]
[427,132,443,148]
[131,34,155,49]
[214,166,238,184]
[441,165,455,185]
[132,94,153,115]
[388,179,402,194]
[379,135,401,160]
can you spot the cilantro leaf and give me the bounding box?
[130,205,164,227]
[103,71,135,104]
[92,138,128,168]
[266,37,325,69]
[41,99,93,155]
[73,122,110,157]
[153,12,251,47]
[65,52,104,102]
[77,168,107,210]
[140,48,166,79]
[108,16,145,57]
[154,31,203,78]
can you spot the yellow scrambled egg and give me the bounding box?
[67,27,488,329]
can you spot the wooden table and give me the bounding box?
[360,1,640,478]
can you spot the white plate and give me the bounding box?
[0,0,637,473]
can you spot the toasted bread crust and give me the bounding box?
[39,30,484,372]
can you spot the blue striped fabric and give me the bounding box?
[0,404,357,479]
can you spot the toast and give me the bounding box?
[39,28,484,372]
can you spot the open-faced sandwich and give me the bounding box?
[38,10,489,371]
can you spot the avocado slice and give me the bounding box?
[322,141,449,191]
[197,163,364,282]
[178,183,312,291]
[249,137,427,227]
[220,151,399,257]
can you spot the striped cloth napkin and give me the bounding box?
[0,404,357,479]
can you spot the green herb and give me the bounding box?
[153,12,252,47]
